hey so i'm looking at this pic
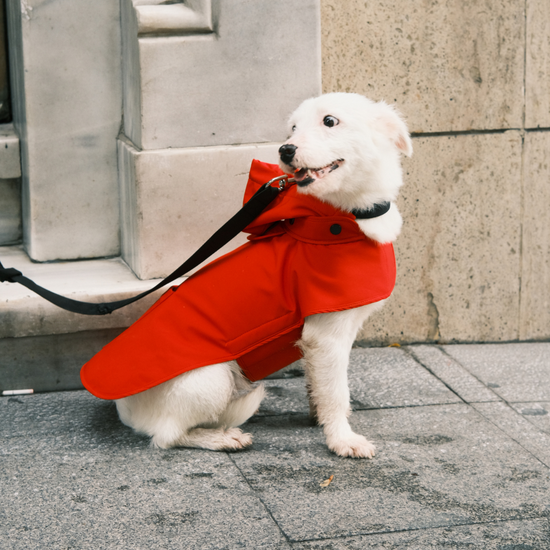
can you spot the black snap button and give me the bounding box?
[330,224,342,235]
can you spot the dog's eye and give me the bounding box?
[323,116,339,128]
[291,125,296,132]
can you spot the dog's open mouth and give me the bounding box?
[293,159,344,187]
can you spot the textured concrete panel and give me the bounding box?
[510,402,550,436]
[0,123,21,178]
[0,329,124,393]
[119,140,281,279]
[5,0,122,261]
[125,0,321,149]
[520,131,550,340]
[259,347,462,417]
[473,401,550,467]
[238,405,550,541]
[360,132,522,344]
[0,178,21,245]
[407,345,498,403]
[443,342,550,403]
[1,392,289,550]
[321,0,524,133]
[291,519,550,549]
[526,0,550,128]
[348,347,460,408]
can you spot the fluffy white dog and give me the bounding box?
[116,93,412,458]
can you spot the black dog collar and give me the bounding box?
[351,201,391,219]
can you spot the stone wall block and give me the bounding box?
[321,0,524,133]
[519,131,550,340]
[119,140,282,280]
[526,0,550,128]
[5,0,122,261]
[123,0,321,150]
[361,132,523,344]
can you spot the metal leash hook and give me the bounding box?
[263,174,296,191]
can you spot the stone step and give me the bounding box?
[0,245,183,394]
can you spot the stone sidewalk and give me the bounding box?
[2,343,550,549]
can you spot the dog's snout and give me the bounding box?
[279,144,297,165]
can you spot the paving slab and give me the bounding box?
[1,392,289,550]
[348,347,461,409]
[510,402,550,435]
[472,402,550,468]
[290,518,550,549]
[260,378,310,417]
[407,345,499,403]
[259,348,461,417]
[2,343,550,548]
[443,343,550,403]
[236,405,550,542]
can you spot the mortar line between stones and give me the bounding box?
[227,452,293,545]
[521,0,527,130]
[434,345,503,401]
[431,347,550,468]
[401,346,468,405]
[291,515,550,545]
[355,337,550,348]
[468,401,550,470]
[256,402,489,420]
[410,127,550,138]
[518,130,526,340]
[518,0,528,342]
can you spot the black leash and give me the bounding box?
[0,175,291,316]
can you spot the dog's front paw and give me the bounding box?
[327,433,376,459]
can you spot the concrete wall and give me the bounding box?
[321,0,550,344]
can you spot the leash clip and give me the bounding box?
[264,174,295,191]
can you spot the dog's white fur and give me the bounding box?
[116,93,412,458]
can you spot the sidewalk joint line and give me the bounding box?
[227,452,292,544]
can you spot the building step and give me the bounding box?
[0,246,183,394]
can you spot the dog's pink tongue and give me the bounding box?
[294,168,312,182]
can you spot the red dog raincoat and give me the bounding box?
[81,160,396,400]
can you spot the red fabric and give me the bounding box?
[81,160,396,400]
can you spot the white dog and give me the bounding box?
[115,93,412,458]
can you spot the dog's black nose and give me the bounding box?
[279,144,297,165]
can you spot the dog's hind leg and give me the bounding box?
[116,362,262,451]
[299,304,382,458]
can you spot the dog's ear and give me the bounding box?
[374,102,413,157]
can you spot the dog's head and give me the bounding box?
[279,93,412,210]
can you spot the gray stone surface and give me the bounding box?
[118,140,281,279]
[360,132,523,344]
[0,178,21,245]
[5,0,122,261]
[2,394,289,549]
[237,405,550,542]
[0,245,184,340]
[443,343,550,403]
[0,328,124,394]
[510,402,550,435]
[472,401,550,468]
[321,0,525,133]
[291,519,550,549]
[526,0,550,128]
[2,343,550,548]
[122,0,321,150]
[407,345,498,403]
[520,131,550,340]
[260,378,309,417]
[348,347,460,408]
[0,123,21,179]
